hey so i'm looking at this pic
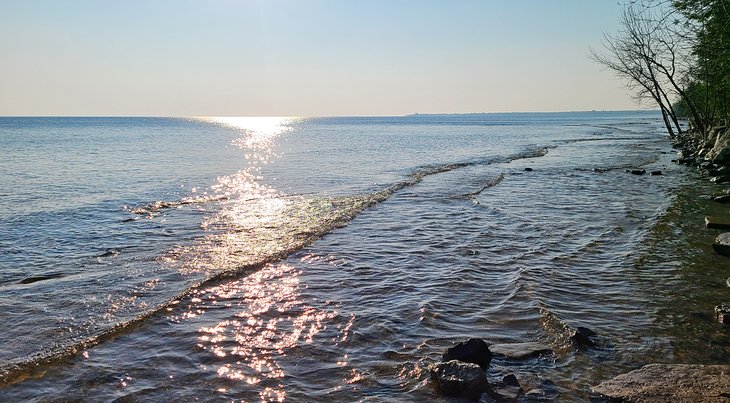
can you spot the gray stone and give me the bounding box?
[429,360,489,400]
[488,342,553,360]
[715,303,730,325]
[712,233,730,256]
[592,364,730,402]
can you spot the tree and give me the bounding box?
[673,0,730,125]
[591,5,695,136]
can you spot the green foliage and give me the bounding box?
[673,0,730,124]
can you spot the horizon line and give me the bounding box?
[0,109,658,119]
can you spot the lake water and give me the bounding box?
[1,113,729,401]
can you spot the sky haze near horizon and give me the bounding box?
[0,1,638,117]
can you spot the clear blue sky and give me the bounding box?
[0,1,636,116]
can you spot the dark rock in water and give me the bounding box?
[428,360,489,400]
[19,274,63,284]
[571,326,597,348]
[593,167,608,173]
[710,175,730,183]
[489,342,553,360]
[522,379,560,401]
[715,303,730,325]
[649,170,663,176]
[628,169,646,175]
[713,194,730,203]
[592,364,730,401]
[706,217,730,230]
[708,166,727,177]
[713,233,730,256]
[443,338,492,370]
[502,374,520,387]
[524,167,533,172]
[493,374,522,401]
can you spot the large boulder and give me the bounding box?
[428,360,489,400]
[442,338,492,370]
[705,127,730,165]
[592,364,730,402]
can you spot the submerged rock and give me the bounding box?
[429,360,489,400]
[713,233,730,257]
[628,169,646,175]
[571,326,598,348]
[443,338,492,370]
[489,342,553,360]
[524,167,533,172]
[592,364,730,402]
[492,374,522,401]
[715,303,730,325]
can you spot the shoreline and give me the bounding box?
[591,128,730,400]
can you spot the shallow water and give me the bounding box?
[1,113,729,401]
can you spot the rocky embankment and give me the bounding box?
[672,125,730,179]
[674,125,730,322]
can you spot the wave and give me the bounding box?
[128,194,229,216]
[0,146,553,384]
[458,173,506,202]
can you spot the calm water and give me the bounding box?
[1,113,729,401]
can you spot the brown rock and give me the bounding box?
[592,364,730,402]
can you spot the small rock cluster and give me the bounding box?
[429,339,492,400]
[703,194,730,326]
[428,338,559,401]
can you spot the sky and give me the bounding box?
[0,1,638,116]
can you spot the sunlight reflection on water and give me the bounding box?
[190,263,340,402]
